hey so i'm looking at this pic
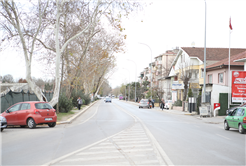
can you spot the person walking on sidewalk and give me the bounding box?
[77,97,83,110]
[152,99,155,108]
[160,98,165,110]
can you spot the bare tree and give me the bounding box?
[2,74,14,83]
[0,0,50,101]
[177,62,193,101]
[1,0,143,107]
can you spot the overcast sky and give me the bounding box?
[1,0,246,89]
[109,0,246,88]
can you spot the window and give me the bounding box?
[208,75,212,83]
[20,103,31,110]
[218,73,224,83]
[8,104,21,112]
[35,103,53,109]
[201,69,204,78]
[174,76,178,81]
[236,108,243,116]
[231,109,237,116]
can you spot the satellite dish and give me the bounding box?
[191,42,195,47]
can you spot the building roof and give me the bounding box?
[181,47,246,61]
[205,51,246,69]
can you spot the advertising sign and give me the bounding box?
[214,103,220,110]
[232,71,246,102]
[172,81,184,89]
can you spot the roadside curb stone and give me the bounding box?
[56,100,99,125]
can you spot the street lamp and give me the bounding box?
[202,0,207,103]
[127,59,137,102]
[139,42,152,99]
[123,68,130,101]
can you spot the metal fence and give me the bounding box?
[1,90,53,113]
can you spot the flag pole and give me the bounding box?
[228,17,232,108]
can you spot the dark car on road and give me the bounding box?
[224,107,246,134]
[139,99,151,109]
[1,101,57,129]
[0,115,7,132]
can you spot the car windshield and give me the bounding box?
[141,99,148,102]
[35,103,53,109]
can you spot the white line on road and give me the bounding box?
[113,103,173,166]
[89,146,118,150]
[60,156,126,163]
[112,138,149,141]
[76,150,119,155]
[216,134,231,140]
[78,104,99,125]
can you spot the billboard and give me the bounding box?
[232,71,246,102]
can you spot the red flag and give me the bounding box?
[229,17,233,30]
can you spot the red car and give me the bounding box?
[1,101,57,129]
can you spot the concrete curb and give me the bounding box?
[56,100,99,125]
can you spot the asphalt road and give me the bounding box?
[1,99,245,166]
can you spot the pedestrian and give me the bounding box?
[149,99,152,108]
[160,98,165,110]
[152,99,155,108]
[77,97,83,110]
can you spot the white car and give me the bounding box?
[164,100,173,110]
[0,116,7,132]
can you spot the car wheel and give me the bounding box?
[1,128,3,132]
[224,121,230,130]
[27,118,36,129]
[48,122,56,127]
[20,125,26,128]
[239,124,245,134]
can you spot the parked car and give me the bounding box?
[164,100,173,110]
[224,107,246,134]
[1,101,57,129]
[226,103,246,115]
[139,99,151,109]
[0,116,7,132]
[105,97,112,103]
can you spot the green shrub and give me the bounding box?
[173,100,182,106]
[58,93,74,113]
[188,88,194,97]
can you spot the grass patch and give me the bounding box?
[57,111,75,121]
[56,105,88,121]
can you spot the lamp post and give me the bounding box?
[123,68,130,101]
[202,0,207,103]
[127,59,137,102]
[139,42,152,99]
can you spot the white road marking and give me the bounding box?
[114,103,173,166]
[76,150,119,155]
[78,105,99,125]
[216,134,231,140]
[60,156,126,162]
[113,138,149,141]
[115,144,152,148]
[43,101,171,166]
[115,141,150,144]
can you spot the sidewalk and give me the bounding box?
[121,100,226,124]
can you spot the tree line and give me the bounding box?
[0,0,143,107]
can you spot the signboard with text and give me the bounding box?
[232,71,246,102]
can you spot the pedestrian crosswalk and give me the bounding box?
[49,122,167,165]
